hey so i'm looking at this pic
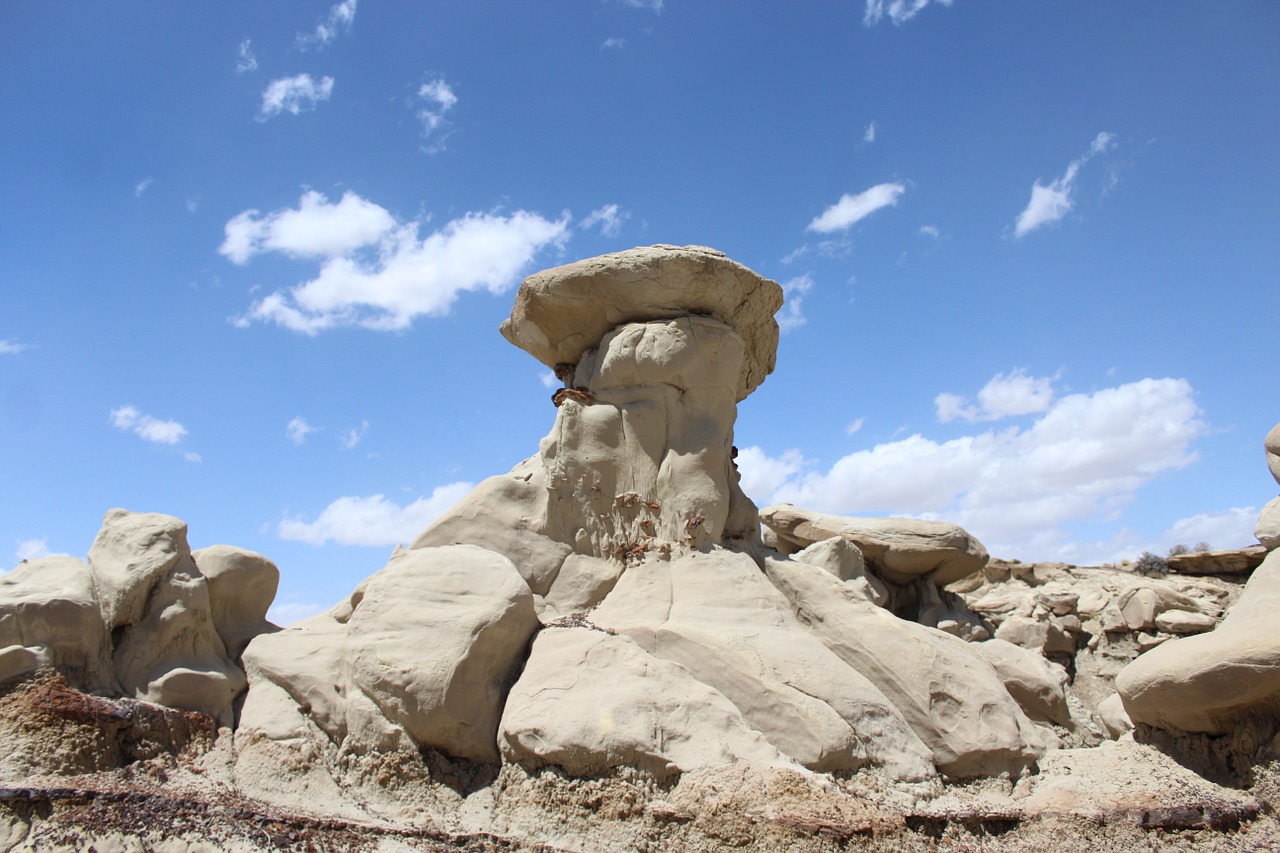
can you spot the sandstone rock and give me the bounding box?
[1267,421,1280,485]
[0,556,112,690]
[763,556,1049,778]
[88,508,190,630]
[790,536,888,607]
[1036,592,1078,616]
[1117,549,1280,733]
[760,504,989,586]
[591,549,936,781]
[1153,608,1217,634]
[193,545,279,660]
[971,639,1072,726]
[1166,545,1267,576]
[995,616,1050,653]
[501,627,792,778]
[1257,496,1280,551]
[1096,692,1133,739]
[500,244,783,401]
[540,553,624,618]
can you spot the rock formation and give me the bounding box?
[1,251,1278,852]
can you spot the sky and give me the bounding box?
[2,0,1278,624]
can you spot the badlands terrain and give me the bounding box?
[2,245,1279,852]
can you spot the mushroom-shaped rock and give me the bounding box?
[760,504,989,586]
[500,244,783,401]
[194,545,280,661]
[1116,548,1280,733]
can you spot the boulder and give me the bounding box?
[500,627,792,778]
[499,244,782,401]
[762,555,1049,778]
[193,545,279,661]
[789,536,888,607]
[1153,608,1217,635]
[1266,421,1280,486]
[591,549,936,781]
[0,557,112,690]
[971,638,1072,726]
[88,509,190,630]
[1257,496,1280,551]
[1166,545,1267,576]
[1117,549,1280,733]
[1096,692,1133,739]
[760,504,988,586]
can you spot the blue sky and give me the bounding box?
[3,0,1277,623]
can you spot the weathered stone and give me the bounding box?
[0,557,112,691]
[1266,421,1280,486]
[1166,545,1267,576]
[500,244,782,401]
[193,545,279,661]
[790,536,888,607]
[88,509,190,630]
[1153,608,1217,634]
[760,504,989,586]
[1257,496,1280,551]
[1096,693,1133,739]
[971,639,1072,726]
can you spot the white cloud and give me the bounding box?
[221,190,397,265]
[580,203,627,237]
[110,405,188,445]
[286,416,318,444]
[864,121,877,143]
[750,375,1205,561]
[236,39,258,73]
[134,177,153,198]
[777,274,814,333]
[278,483,475,547]
[919,224,940,239]
[602,37,627,49]
[864,0,952,27]
[417,78,458,149]
[736,447,806,502]
[616,0,663,12]
[298,0,357,49]
[1161,507,1259,552]
[338,419,369,449]
[539,371,559,389]
[0,340,31,355]
[846,418,866,436]
[259,74,334,120]
[183,451,202,463]
[266,601,327,626]
[935,368,1058,423]
[16,538,67,562]
[229,192,571,334]
[807,183,905,233]
[1014,131,1116,238]
[185,197,199,214]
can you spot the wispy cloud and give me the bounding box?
[110,405,188,445]
[225,190,571,334]
[1013,132,1116,238]
[0,340,31,355]
[864,0,953,27]
[919,224,940,239]
[15,538,67,562]
[266,601,327,626]
[580,203,627,237]
[807,183,905,233]
[236,39,258,73]
[863,121,877,143]
[777,274,814,333]
[741,373,1206,562]
[298,0,358,50]
[416,78,458,151]
[134,178,153,198]
[1161,507,1259,552]
[602,37,627,50]
[286,416,318,445]
[615,0,663,12]
[278,483,475,547]
[259,74,334,120]
[846,417,866,436]
[935,368,1059,423]
[338,419,368,449]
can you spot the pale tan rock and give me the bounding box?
[1267,421,1280,485]
[1036,591,1078,616]
[1167,545,1267,576]
[540,553,623,618]
[763,556,1049,778]
[995,616,1049,653]
[0,643,48,683]
[500,627,793,778]
[240,611,351,744]
[1117,549,1280,733]
[971,639,1071,726]
[345,545,538,761]
[591,550,936,781]
[500,244,782,401]
[88,508,190,630]
[1096,692,1133,738]
[1257,496,1280,551]
[790,536,888,606]
[0,556,112,690]
[760,504,988,586]
[193,545,280,661]
[1153,608,1217,634]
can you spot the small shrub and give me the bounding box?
[1193,541,1212,553]
[1135,551,1168,576]
[1167,543,1190,557]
